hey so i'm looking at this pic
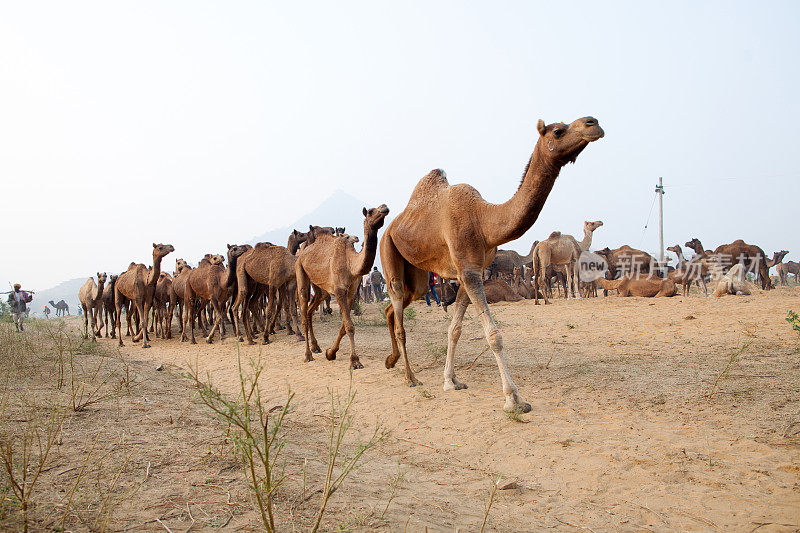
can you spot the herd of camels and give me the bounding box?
[73,116,793,412]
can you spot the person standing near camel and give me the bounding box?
[7,284,32,332]
[425,271,441,306]
[370,266,385,301]
[362,273,372,303]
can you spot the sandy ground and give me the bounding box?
[4,286,800,531]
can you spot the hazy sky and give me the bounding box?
[2,1,798,290]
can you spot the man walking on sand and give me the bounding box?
[370,266,385,301]
[7,284,33,332]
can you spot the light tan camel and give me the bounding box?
[532,231,581,304]
[79,272,107,341]
[380,116,603,412]
[596,274,677,297]
[296,205,389,368]
[713,263,752,296]
[115,243,174,348]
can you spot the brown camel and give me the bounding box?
[596,245,655,279]
[49,299,69,316]
[532,231,581,304]
[115,243,174,348]
[666,244,708,296]
[168,258,192,338]
[78,273,107,341]
[233,242,303,345]
[101,274,118,338]
[711,239,771,290]
[182,245,249,344]
[777,260,799,285]
[296,205,389,368]
[596,274,677,297]
[492,242,538,279]
[153,272,173,339]
[484,278,524,303]
[380,116,603,412]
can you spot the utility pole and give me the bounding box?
[655,177,665,275]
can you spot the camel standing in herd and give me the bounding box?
[49,299,69,316]
[115,243,174,348]
[532,232,580,304]
[492,241,538,279]
[296,205,389,368]
[232,242,303,345]
[380,116,604,412]
[101,274,118,338]
[78,273,107,341]
[667,244,708,296]
[777,260,799,285]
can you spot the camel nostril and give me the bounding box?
[585,119,596,126]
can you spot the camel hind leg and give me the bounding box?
[381,233,427,386]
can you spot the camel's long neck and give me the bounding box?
[224,255,239,288]
[149,254,163,288]
[766,254,784,268]
[521,241,537,264]
[674,248,687,265]
[483,147,561,248]
[579,227,593,252]
[353,223,380,276]
[95,280,105,300]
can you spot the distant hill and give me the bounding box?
[249,189,393,272]
[27,277,86,317]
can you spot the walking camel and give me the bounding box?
[78,273,107,341]
[101,274,118,338]
[115,243,174,348]
[49,299,69,316]
[380,116,604,412]
[777,260,799,285]
[295,205,389,368]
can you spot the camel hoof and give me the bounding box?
[191,339,197,345]
[247,340,256,346]
[305,355,315,363]
[206,337,213,344]
[295,334,305,341]
[504,401,532,414]
[261,339,271,345]
[325,348,337,360]
[408,380,422,387]
[312,346,322,354]
[143,344,150,349]
[385,356,398,369]
[351,361,364,370]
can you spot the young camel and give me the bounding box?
[296,205,389,369]
[115,243,174,348]
[380,116,604,412]
[79,272,107,341]
[596,274,677,297]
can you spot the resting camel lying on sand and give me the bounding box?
[596,274,677,297]
[712,263,752,297]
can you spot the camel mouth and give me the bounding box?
[582,130,604,142]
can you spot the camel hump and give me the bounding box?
[255,241,274,249]
[548,231,561,240]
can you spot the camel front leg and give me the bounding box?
[141,300,151,348]
[82,305,89,340]
[306,291,326,354]
[443,286,470,391]
[340,289,362,369]
[205,297,224,344]
[261,286,279,344]
[388,280,421,387]
[460,270,530,413]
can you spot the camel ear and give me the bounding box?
[362,207,368,217]
[227,243,232,250]
[537,119,547,136]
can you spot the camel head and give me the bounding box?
[536,117,604,165]
[96,272,107,284]
[153,243,175,260]
[226,243,251,261]
[335,227,346,236]
[685,238,704,255]
[307,225,334,245]
[341,234,359,244]
[362,205,390,231]
[108,274,118,287]
[585,220,603,233]
[175,258,189,273]
[666,244,682,255]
